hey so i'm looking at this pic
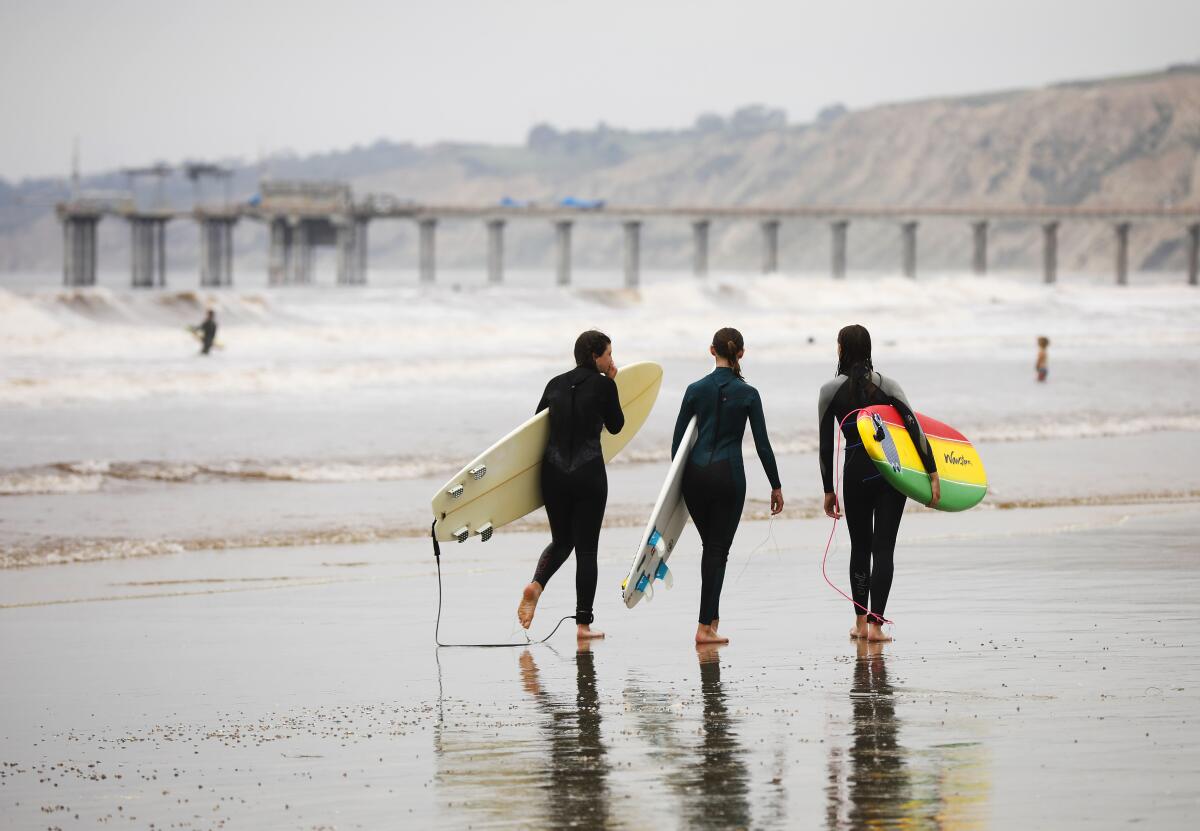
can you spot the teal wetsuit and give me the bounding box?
[671,367,781,624]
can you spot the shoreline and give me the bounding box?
[2,502,1198,828]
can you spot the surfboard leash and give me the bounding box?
[430,521,577,648]
[820,409,896,628]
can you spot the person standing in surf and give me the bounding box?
[818,324,940,642]
[518,330,624,640]
[672,327,784,645]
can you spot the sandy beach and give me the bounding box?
[2,500,1199,829]
[2,270,1199,828]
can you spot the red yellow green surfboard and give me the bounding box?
[855,405,987,512]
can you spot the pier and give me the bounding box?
[56,177,1200,288]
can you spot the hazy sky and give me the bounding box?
[2,0,1197,181]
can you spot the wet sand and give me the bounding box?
[2,500,1198,828]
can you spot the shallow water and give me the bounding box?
[1,504,1198,828]
[2,269,1199,567]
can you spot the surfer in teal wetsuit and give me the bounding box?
[517,330,623,641]
[672,327,784,645]
[818,324,940,643]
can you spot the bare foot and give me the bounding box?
[695,624,729,645]
[577,624,605,640]
[711,618,719,633]
[517,582,542,629]
[850,615,868,640]
[866,622,893,642]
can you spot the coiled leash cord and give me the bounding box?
[820,409,895,628]
[431,521,576,648]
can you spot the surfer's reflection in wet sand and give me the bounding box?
[685,645,752,830]
[825,640,911,830]
[519,645,611,829]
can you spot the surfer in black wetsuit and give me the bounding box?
[672,327,783,645]
[517,330,624,640]
[192,310,217,355]
[817,324,939,642]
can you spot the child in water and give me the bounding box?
[1035,336,1049,383]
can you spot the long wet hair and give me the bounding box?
[713,327,745,379]
[836,324,873,405]
[574,330,611,371]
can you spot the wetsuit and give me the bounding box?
[672,367,781,625]
[196,319,217,354]
[532,365,624,625]
[818,371,936,624]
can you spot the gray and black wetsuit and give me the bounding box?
[818,371,936,624]
[672,367,781,625]
[533,366,624,625]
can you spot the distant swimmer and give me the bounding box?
[517,330,624,641]
[191,309,218,355]
[1036,336,1050,383]
[818,324,939,643]
[671,328,784,645]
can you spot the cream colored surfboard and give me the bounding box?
[430,361,663,543]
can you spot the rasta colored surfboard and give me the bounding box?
[431,361,663,543]
[855,405,987,512]
[620,415,698,608]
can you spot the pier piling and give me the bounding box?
[761,219,780,274]
[555,221,572,286]
[1114,222,1130,286]
[972,221,988,276]
[418,218,437,284]
[692,220,709,278]
[486,219,505,284]
[199,216,235,287]
[901,221,918,279]
[61,213,99,287]
[1042,222,1059,284]
[1189,224,1199,286]
[336,218,368,285]
[831,220,848,279]
[623,221,641,289]
[129,216,167,288]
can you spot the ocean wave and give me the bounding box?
[0,456,453,495]
[3,410,1198,497]
[2,275,1198,406]
[4,488,1197,569]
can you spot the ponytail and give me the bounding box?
[836,324,873,406]
[712,327,745,379]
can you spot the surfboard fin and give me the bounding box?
[447,483,465,499]
[635,574,649,593]
[452,526,469,543]
[469,465,487,480]
[655,562,674,589]
[477,522,493,542]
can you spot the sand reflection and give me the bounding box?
[519,645,612,829]
[826,641,989,830]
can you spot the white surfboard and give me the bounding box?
[621,415,698,608]
[430,361,663,543]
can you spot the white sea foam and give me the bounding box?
[2,273,1198,406]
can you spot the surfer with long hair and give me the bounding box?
[818,324,939,642]
[517,330,623,640]
[672,327,784,645]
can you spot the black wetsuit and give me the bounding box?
[532,365,624,625]
[818,371,936,624]
[672,367,781,625]
[197,319,217,355]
